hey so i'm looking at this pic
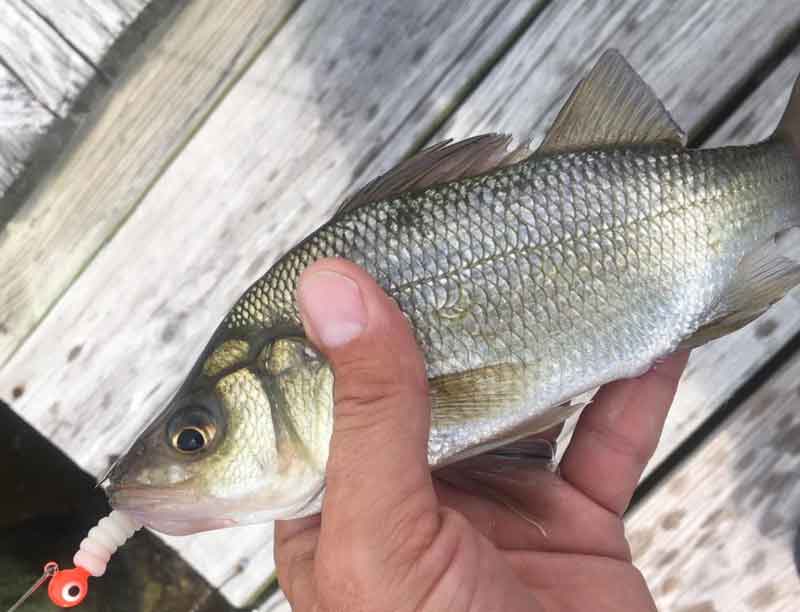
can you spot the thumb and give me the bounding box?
[297,258,439,553]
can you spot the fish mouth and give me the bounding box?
[107,484,237,536]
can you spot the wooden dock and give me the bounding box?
[1,1,798,609]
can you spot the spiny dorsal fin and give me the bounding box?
[336,134,530,215]
[539,49,685,154]
[680,227,800,349]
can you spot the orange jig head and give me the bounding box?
[48,567,90,608]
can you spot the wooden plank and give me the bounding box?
[258,593,292,612]
[0,0,159,216]
[0,0,300,364]
[25,0,151,74]
[0,0,95,117]
[627,350,800,611]
[3,0,799,603]
[437,0,798,143]
[0,62,53,194]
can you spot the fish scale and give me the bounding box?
[227,145,792,449]
[106,50,800,531]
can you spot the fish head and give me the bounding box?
[105,332,334,535]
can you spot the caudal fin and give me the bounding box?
[774,74,800,152]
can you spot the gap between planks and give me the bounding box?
[0,0,166,220]
[627,346,800,612]
[0,0,302,364]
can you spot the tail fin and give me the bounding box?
[774,74,800,152]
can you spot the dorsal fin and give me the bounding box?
[336,134,530,215]
[539,49,685,154]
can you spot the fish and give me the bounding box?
[106,50,800,535]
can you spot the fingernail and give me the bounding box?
[299,270,367,347]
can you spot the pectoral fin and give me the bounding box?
[430,363,585,460]
[429,363,528,425]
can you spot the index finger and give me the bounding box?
[559,352,689,515]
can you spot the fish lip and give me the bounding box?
[125,511,236,535]
[124,510,237,536]
[108,485,238,535]
[106,483,199,506]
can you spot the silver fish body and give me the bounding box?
[226,141,800,466]
[105,50,800,535]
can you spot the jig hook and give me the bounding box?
[5,510,140,610]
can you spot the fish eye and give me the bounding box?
[168,405,217,454]
[173,426,208,453]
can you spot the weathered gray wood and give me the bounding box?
[627,349,800,611]
[708,48,800,148]
[3,0,800,604]
[158,523,278,604]
[0,62,53,193]
[0,0,158,216]
[0,0,299,363]
[439,0,798,143]
[258,592,292,612]
[0,0,95,117]
[25,0,146,74]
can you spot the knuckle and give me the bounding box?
[333,364,427,421]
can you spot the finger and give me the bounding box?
[506,552,658,611]
[433,468,630,560]
[274,516,320,610]
[297,258,439,558]
[559,352,689,515]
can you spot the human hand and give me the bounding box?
[275,258,688,611]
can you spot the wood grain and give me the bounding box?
[0,62,54,195]
[0,0,93,211]
[0,0,158,217]
[0,0,95,116]
[628,350,800,611]
[3,0,800,604]
[0,0,300,363]
[25,0,148,75]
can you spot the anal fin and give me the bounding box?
[680,227,800,349]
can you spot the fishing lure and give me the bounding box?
[6,511,140,610]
